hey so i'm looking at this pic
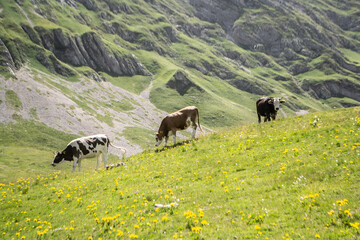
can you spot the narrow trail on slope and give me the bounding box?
[140,78,153,100]
[16,3,33,27]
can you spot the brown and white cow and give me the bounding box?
[256,97,286,123]
[155,106,202,147]
[52,134,126,172]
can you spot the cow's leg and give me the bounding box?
[102,151,108,169]
[72,158,78,172]
[271,113,276,121]
[164,136,169,147]
[191,123,197,138]
[172,130,177,146]
[265,114,271,122]
[258,114,261,124]
[96,153,102,171]
[77,159,82,172]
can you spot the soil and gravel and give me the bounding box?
[0,67,171,157]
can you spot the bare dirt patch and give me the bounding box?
[0,67,170,156]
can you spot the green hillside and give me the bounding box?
[1,0,359,131]
[1,107,359,239]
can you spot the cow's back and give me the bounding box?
[71,134,109,159]
[164,106,198,130]
[256,97,274,115]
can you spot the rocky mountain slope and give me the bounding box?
[0,0,359,155]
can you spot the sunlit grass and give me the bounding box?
[0,107,359,239]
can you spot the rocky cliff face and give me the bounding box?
[190,0,360,60]
[186,0,360,103]
[24,26,149,77]
[0,38,15,72]
[301,79,360,102]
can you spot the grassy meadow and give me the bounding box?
[0,107,359,239]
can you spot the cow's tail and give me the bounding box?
[109,141,127,158]
[196,108,203,133]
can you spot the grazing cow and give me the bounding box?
[51,134,126,172]
[155,106,202,147]
[256,97,286,123]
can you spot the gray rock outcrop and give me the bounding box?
[188,0,360,69]
[23,26,149,77]
[228,78,268,95]
[0,38,16,71]
[301,79,360,101]
[167,71,202,95]
[75,0,99,11]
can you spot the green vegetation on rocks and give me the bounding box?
[5,90,22,111]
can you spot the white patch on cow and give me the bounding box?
[185,117,191,128]
[192,128,196,138]
[273,98,281,111]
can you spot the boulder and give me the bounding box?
[166,71,202,95]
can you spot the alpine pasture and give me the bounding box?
[0,107,359,239]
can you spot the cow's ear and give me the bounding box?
[268,99,273,104]
[280,100,286,103]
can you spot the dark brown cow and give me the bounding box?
[256,97,285,123]
[155,106,202,147]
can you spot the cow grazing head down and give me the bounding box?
[52,151,66,166]
[52,145,79,167]
[155,132,164,147]
[155,106,202,147]
[51,134,126,172]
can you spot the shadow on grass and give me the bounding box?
[154,139,194,153]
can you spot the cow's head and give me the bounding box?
[268,98,285,111]
[52,151,66,167]
[155,131,164,147]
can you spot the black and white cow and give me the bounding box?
[52,134,126,172]
[256,97,286,123]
